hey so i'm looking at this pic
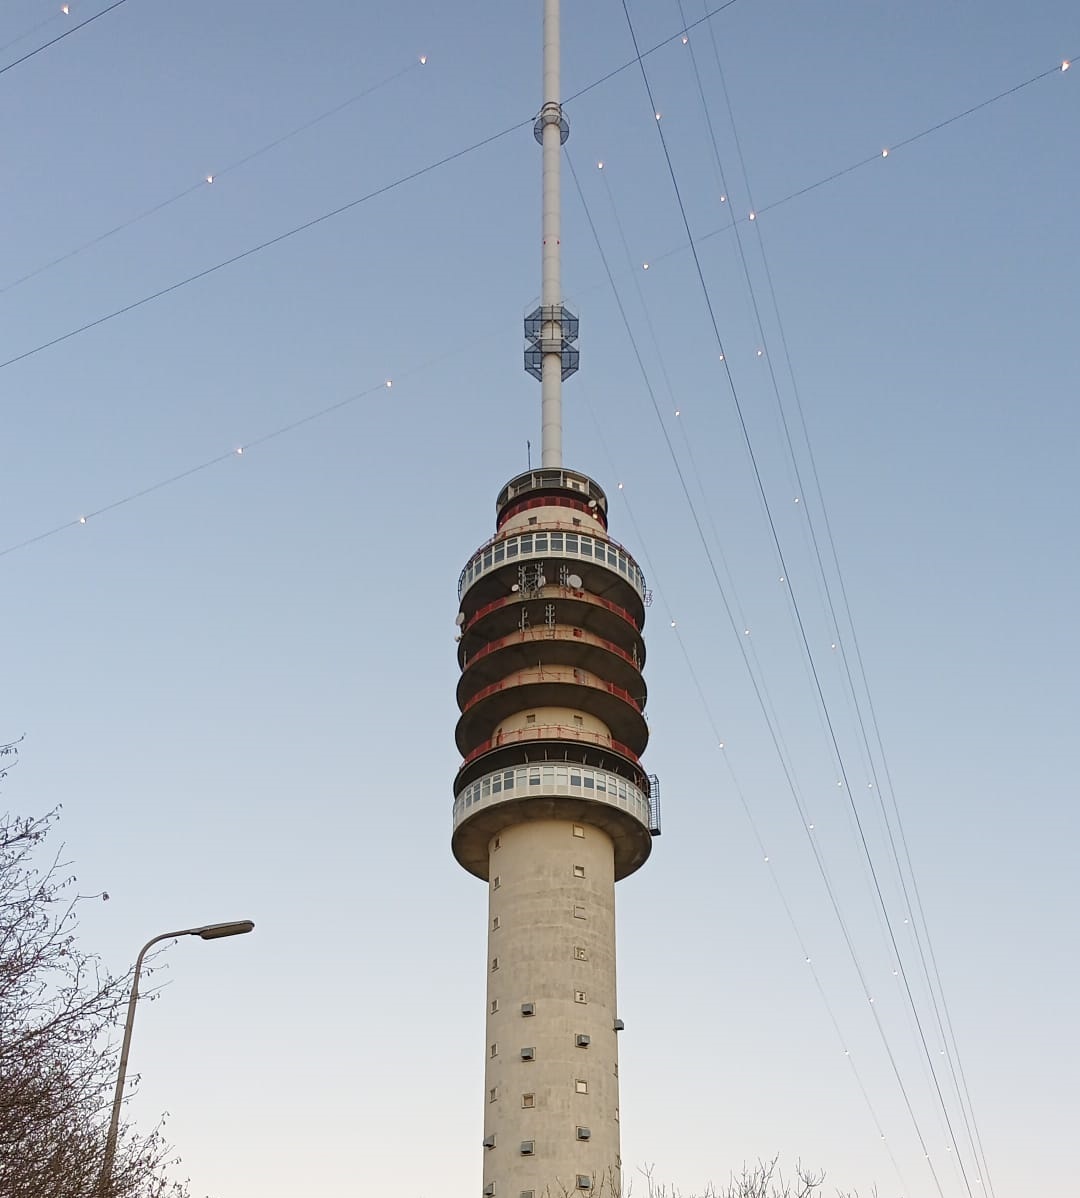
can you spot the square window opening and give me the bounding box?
[572,824,585,838]
[575,1079,588,1094]
[573,864,586,877]
[521,1092,535,1109]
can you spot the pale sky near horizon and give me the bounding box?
[2,2,1077,1196]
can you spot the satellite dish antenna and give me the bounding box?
[567,573,582,589]
[536,575,547,588]
[511,583,520,592]
[454,634,462,642]
[588,498,598,508]
[455,612,466,627]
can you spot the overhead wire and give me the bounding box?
[0,32,1068,378]
[0,342,463,560]
[0,0,130,77]
[0,58,423,295]
[0,4,745,371]
[0,33,1070,583]
[569,150,912,1192]
[686,3,999,1190]
[616,0,988,1190]
[0,115,532,373]
[0,8,65,56]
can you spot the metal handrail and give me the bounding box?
[463,586,642,634]
[461,668,644,715]
[459,723,642,770]
[462,626,640,674]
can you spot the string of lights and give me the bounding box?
[569,145,943,1198]
[0,114,531,374]
[681,3,1000,1189]
[618,1,1024,1191]
[571,148,925,1193]
[0,57,424,296]
[0,358,449,560]
[632,53,1074,276]
[616,4,1001,1193]
[0,32,1068,379]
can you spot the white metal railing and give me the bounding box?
[458,529,645,602]
[453,762,651,830]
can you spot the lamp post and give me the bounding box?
[98,919,254,1197]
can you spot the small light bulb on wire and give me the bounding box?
[78,515,86,524]
[385,379,393,388]
[881,148,889,158]
[206,175,214,184]
[642,262,649,270]
[682,34,688,44]
[1062,59,1070,71]
[61,4,70,13]
[235,446,244,456]
[748,210,756,221]
[419,54,428,65]
[597,160,604,170]
[654,112,662,121]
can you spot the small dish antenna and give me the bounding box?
[511,583,520,592]
[455,612,466,627]
[567,573,582,589]
[536,575,547,588]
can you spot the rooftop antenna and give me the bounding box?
[524,0,579,468]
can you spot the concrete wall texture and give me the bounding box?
[483,819,621,1197]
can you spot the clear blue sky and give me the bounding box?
[2,2,1076,1196]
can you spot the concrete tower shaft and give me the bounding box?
[453,469,656,1197]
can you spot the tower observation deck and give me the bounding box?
[451,4,657,1195]
[453,470,657,1197]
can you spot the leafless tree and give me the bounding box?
[0,766,192,1198]
[633,1157,874,1198]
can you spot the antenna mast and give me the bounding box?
[524,0,579,468]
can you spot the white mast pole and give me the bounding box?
[539,0,563,468]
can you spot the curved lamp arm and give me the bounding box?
[98,920,254,1196]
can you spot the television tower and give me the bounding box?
[452,3,658,1196]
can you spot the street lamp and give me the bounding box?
[98,920,255,1197]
